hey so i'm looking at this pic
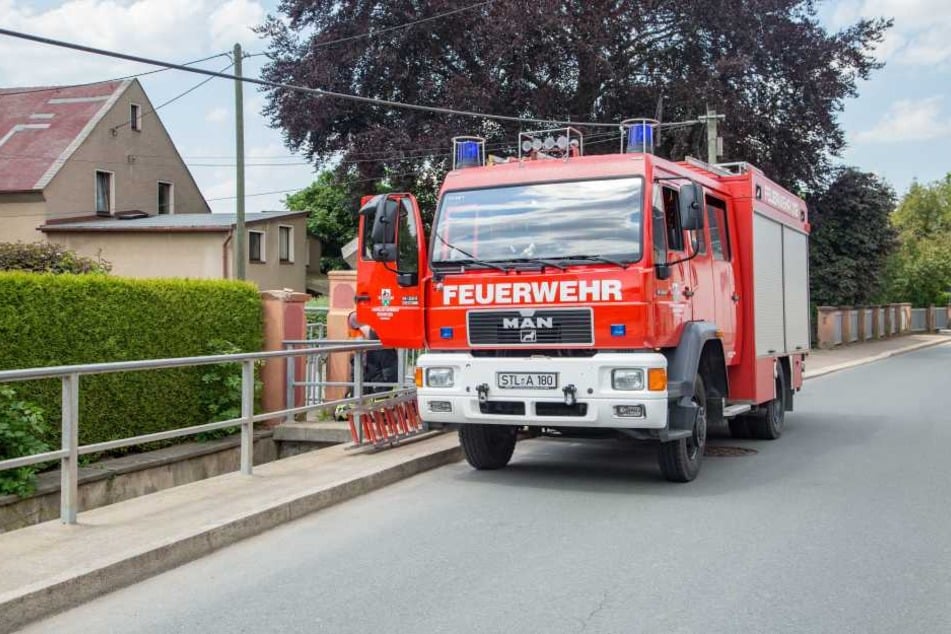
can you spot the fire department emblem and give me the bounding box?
[379,288,393,307]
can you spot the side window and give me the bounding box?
[661,187,684,251]
[396,198,419,273]
[706,196,731,261]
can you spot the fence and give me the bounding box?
[816,303,950,349]
[0,341,399,525]
[304,306,328,340]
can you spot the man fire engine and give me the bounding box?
[355,120,810,482]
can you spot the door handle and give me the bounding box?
[731,293,740,303]
[683,287,695,298]
[354,294,371,303]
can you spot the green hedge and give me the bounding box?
[0,273,262,448]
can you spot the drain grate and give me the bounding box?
[704,446,758,457]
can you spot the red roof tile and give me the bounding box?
[0,81,127,192]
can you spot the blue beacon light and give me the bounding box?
[610,324,626,337]
[440,327,454,339]
[455,140,481,168]
[627,123,653,153]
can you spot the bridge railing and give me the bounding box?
[816,303,949,349]
[0,341,398,525]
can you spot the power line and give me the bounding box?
[111,61,235,131]
[0,51,231,98]
[0,27,623,129]
[205,172,423,202]
[247,0,494,56]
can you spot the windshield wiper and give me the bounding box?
[560,255,630,269]
[496,257,567,271]
[432,233,510,273]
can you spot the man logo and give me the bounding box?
[520,329,537,343]
[502,317,553,329]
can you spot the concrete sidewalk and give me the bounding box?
[0,333,947,632]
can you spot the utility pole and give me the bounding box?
[234,43,246,280]
[700,105,725,165]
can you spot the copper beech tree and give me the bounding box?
[259,0,890,211]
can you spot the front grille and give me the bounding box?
[468,309,593,346]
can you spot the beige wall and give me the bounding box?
[43,80,210,221]
[241,217,307,292]
[0,194,47,242]
[51,232,226,279]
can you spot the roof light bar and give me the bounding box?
[518,127,583,161]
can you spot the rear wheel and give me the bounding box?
[658,376,707,482]
[459,424,518,470]
[748,370,786,440]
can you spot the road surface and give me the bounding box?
[21,343,951,633]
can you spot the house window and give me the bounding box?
[95,170,113,215]
[279,225,293,263]
[158,182,173,214]
[249,230,265,263]
[130,104,142,131]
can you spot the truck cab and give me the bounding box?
[356,123,810,482]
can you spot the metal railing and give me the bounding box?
[864,311,873,341]
[0,342,398,525]
[848,311,859,343]
[283,340,420,410]
[304,306,328,340]
[936,307,949,330]
[831,312,843,346]
[910,308,927,332]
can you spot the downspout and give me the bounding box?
[222,229,234,279]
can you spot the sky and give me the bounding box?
[1,0,949,213]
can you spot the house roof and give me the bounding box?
[40,211,308,233]
[0,80,129,192]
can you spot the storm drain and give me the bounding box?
[704,446,758,457]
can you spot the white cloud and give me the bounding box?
[205,107,230,123]
[0,0,265,85]
[854,96,951,143]
[209,0,266,49]
[829,0,951,66]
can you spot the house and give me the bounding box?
[0,79,209,241]
[41,211,310,291]
[1,79,316,292]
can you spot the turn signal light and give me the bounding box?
[414,367,423,388]
[648,368,667,391]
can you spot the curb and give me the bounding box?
[0,442,463,634]
[804,337,949,381]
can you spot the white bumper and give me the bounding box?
[416,352,669,429]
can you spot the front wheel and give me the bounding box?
[459,424,518,470]
[658,376,707,482]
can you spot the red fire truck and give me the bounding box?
[355,121,810,482]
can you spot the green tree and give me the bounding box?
[806,168,897,306]
[284,171,356,272]
[886,175,951,306]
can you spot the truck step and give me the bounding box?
[722,404,753,418]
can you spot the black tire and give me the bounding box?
[728,416,752,439]
[658,376,707,483]
[748,370,786,440]
[459,424,518,470]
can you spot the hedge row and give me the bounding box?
[0,273,262,448]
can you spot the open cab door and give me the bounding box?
[354,193,428,348]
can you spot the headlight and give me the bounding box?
[612,368,644,391]
[426,367,454,388]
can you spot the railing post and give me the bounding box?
[61,373,79,524]
[353,349,364,444]
[397,349,406,389]
[241,359,254,476]
[285,344,295,424]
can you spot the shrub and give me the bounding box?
[0,273,262,449]
[0,386,51,497]
[196,340,263,442]
[0,241,111,274]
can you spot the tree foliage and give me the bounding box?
[260,0,889,212]
[885,175,951,306]
[806,168,896,306]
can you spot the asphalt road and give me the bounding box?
[21,344,951,633]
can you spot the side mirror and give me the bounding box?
[397,271,418,287]
[370,197,398,262]
[678,183,704,231]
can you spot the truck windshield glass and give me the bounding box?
[431,177,644,264]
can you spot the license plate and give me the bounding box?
[497,372,558,390]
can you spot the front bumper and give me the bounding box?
[416,352,669,429]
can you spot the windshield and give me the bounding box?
[431,177,644,265]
